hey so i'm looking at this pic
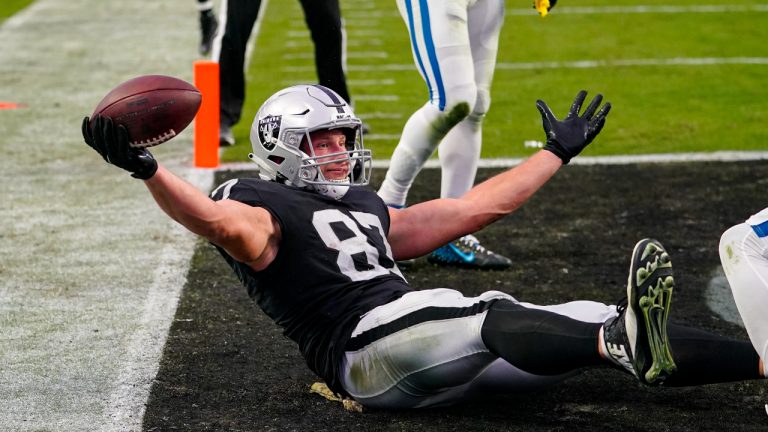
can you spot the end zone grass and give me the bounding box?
[0,0,34,20]
[223,0,768,162]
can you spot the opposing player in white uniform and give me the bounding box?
[378,0,557,269]
[82,85,766,410]
[719,208,768,374]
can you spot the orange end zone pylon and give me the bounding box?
[193,60,220,168]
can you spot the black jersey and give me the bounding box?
[210,178,412,394]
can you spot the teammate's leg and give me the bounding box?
[298,0,351,103]
[378,0,476,208]
[197,0,218,56]
[212,0,263,145]
[719,207,768,376]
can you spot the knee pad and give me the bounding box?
[435,81,475,129]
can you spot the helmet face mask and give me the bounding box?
[248,85,372,199]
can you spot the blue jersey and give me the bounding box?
[210,178,412,394]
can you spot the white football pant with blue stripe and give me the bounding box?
[378,0,505,206]
[719,207,768,375]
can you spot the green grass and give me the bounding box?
[224,0,768,162]
[0,0,34,20]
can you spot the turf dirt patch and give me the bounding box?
[144,162,768,431]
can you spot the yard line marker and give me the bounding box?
[287,30,310,38]
[495,57,768,70]
[348,51,389,58]
[346,10,399,19]
[348,38,383,46]
[345,57,768,72]
[348,78,396,86]
[364,133,402,140]
[216,152,768,172]
[354,95,399,101]
[359,112,403,119]
[285,40,312,48]
[506,4,768,15]
[283,52,314,60]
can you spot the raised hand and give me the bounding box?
[536,90,611,164]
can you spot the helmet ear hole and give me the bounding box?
[268,155,285,165]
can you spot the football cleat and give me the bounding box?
[603,238,676,385]
[427,235,511,270]
[220,124,235,147]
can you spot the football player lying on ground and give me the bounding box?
[82,85,766,409]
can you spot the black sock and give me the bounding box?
[481,299,604,375]
[662,323,762,386]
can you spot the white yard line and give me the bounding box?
[219,151,768,172]
[345,4,768,19]
[507,4,768,15]
[0,1,212,430]
[346,57,768,72]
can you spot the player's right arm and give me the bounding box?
[144,166,280,270]
[82,115,281,271]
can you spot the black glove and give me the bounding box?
[82,115,158,180]
[536,90,611,164]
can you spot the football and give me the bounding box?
[91,75,202,148]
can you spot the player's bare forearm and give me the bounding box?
[388,151,562,259]
[462,150,562,222]
[144,165,228,240]
[144,165,279,268]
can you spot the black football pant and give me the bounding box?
[298,0,351,104]
[215,0,263,129]
[216,0,350,129]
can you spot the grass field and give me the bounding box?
[0,0,33,20]
[222,0,768,162]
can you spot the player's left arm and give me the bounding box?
[387,151,562,259]
[387,90,610,260]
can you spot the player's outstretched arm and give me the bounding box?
[388,91,610,259]
[82,116,280,270]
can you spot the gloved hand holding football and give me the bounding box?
[82,115,158,180]
[536,90,611,164]
[82,74,202,179]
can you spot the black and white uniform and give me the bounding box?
[210,178,621,408]
[210,179,411,393]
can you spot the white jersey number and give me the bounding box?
[312,209,404,282]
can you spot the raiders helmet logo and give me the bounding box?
[258,115,281,151]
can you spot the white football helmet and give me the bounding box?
[248,84,372,200]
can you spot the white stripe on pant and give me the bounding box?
[341,288,617,409]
